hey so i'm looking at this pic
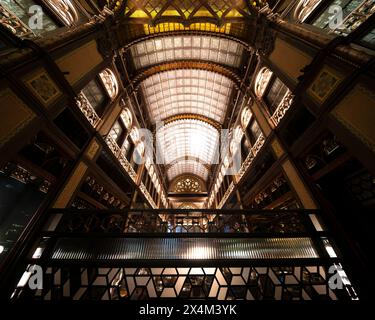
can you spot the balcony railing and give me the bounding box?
[0,4,34,39]
[75,92,101,128]
[270,90,294,126]
[217,182,235,209]
[47,208,323,235]
[6,208,358,301]
[105,135,137,182]
[6,207,360,301]
[105,136,159,209]
[237,133,265,181]
[139,182,157,209]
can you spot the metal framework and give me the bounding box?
[122,0,252,26]
[132,60,242,89]
[117,5,254,185]
[9,208,357,301]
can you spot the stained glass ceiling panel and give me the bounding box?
[141,69,233,123]
[131,35,244,69]
[124,0,251,21]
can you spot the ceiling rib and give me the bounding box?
[133,61,242,89]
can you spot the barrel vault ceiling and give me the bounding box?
[119,0,254,189]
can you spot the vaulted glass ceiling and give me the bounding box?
[141,69,233,123]
[156,119,219,181]
[128,29,244,184]
[168,160,209,181]
[131,35,244,69]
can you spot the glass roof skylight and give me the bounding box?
[141,69,233,123]
[156,119,219,181]
[131,35,244,69]
[168,160,209,182]
[131,33,242,182]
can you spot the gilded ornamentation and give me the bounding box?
[174,176,202,193]
[123,0,251,26]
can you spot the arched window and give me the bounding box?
[99,68,119,99]
[241,107,252,129]
[109,120,125,145]
[293,0,323,23]
[254,67,273,98]
[130,127,140,143]
[254,66,293,126]
[233,125,244,142]
[120,108,133,129]
[45,0,79,27]
[239,107,261,150]
[81,78,109,117]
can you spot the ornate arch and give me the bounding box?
[162,114,221,131]
[169,174,207,193]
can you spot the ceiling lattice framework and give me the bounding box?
[168,160,209,181]
[141,69,234,123]
[156,119,219,181]
[121,22,251,45]
[112,0,262,45]
[131,34,244,69]
[132,60,242,89]
[123,0,252,24]
[122,1,256,184]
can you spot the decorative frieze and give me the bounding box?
[1,162,52,194]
